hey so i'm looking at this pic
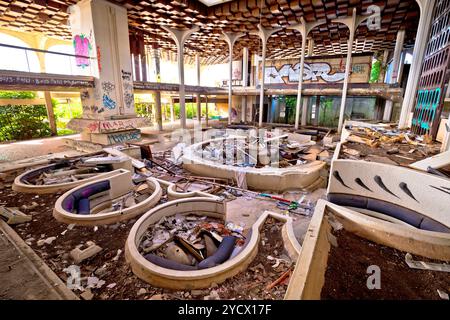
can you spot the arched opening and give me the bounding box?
[0,33,40,72]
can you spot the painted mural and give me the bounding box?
[73,34,92,68]
[258,55,371,85]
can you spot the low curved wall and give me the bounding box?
[12,161,129,194]
[182,137,325,192]
[285,200,450,300]
[328,152,450,231]
[125,197,301,290]
[53,170,162,226]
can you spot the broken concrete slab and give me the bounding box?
[70,241,102,264]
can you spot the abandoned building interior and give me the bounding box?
[0,0,450,302]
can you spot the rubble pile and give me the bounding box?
[139,214,246,270]
[22,156,120,186]
[341,125,441,166]
[197,135,322,169]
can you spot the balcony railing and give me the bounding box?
[0,43,96,76]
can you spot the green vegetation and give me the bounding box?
[0,91,51,142]
[54,98,82,136]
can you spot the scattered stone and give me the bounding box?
[106,283,116,289]
[37,236,56,246]
[387,147,400,155]
[80,289,94,300]
[149,294,165,300]
[70,241,102,264]
[137,288,147,296]
[204,290,220,300]
[191,289,208,297]
[21,202,39,211]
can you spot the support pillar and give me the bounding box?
[44,91,57,136]
[66,0,148,145]
[301,97,309,126]
[152,46,162,131]
[205,95,209,127]
[287,18,324,129]
[383,100,393,122]
[399,0,436,129]
[170,102,175,123]
[223,32,245,125]
[162,26,199,129]
[332,9,369,133]
[241,47,249,123]
[390,29,405,84]
[196,54,201,124]
[252,25,282,127]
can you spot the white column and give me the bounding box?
[196,54,201,124]
[383,100,393,122]
[241,47,249,122]
[252,25,282,127]
[162,26,199,129]
[288,18,324,129]
[223,32,245,125]
[205,95,209,127]
[333,9,369,133]
[390,29,405,84]
[398,0,436,129]
[301,97,309,125]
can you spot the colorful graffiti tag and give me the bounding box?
[73,34,92,68]
[264,62,346,84]
[103,94,116,110]
[412,88,441,133]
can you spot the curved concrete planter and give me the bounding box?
[12,158,132,194]
[53,169,162,226]
[125,197,302,290]
[182,137,325,192]
[328,148,450,231]
[285,200,450,300]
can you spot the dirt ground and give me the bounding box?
[321,229,450,300]
[0,183,295,300]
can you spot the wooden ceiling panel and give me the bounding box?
[0,0,420,62]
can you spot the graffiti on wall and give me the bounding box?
[260,56,371,85]
[102,94,116,110]
[101,81,116,110]
[73,34,92,68]
[107,130,140,144]
[412,88,441,131]
[121,70,134,109]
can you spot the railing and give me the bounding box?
[0,43,96,76]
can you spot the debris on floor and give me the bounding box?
[139,214,246,270]
[340,125,441,166]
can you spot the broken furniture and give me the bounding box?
[12,153,133,194]
[53,169,162,226]
[285,200,450,299]
[0,206,31,225]
[125,195,301,290]
[182,135,326,193]
[328,144,450,232]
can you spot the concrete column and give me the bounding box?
[307,37,314,56]
[397,50,407,84]
[241,47,249,122]
[152,47,162,131]
[287,18,324,129]
[67,0,147,144]
[223,32,245,125]
[44,91,57,136]
[205,95,209,127]
[399,0,436,129]
[390,29,406,84]
[170,101,175,123]
[301,96,309,126]
[333,9,369,133]
[252,25,282,127]
[162,26,199,129]
[383,100,393,122]
[196,54,201,124]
